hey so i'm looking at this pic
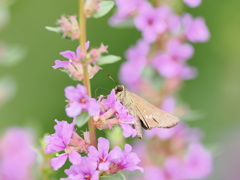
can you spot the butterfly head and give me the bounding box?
[114,85,125,94]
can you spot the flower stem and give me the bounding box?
[79,0,97,147]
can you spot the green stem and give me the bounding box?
[79,0,97,147]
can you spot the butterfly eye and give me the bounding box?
[116,85,123,92]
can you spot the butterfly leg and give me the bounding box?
[134,117,143,139]
[128,107,143,139]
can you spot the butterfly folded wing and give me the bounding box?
[130,92,179,129]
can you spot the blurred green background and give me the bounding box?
[0,0,240,179]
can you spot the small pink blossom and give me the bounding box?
[62,138,143,179]
[45,119,87,170]
[108,144,144,173]
[0,128,36,180]
[109,0,148,25]
[167,39,194,61]
[182,13,210,43]
[182,143,212,179]
[134,6,169,43]
[119,40,149,91]
[52,42,104,81]
[151,52,197,80]
[58,15,80,40]
[88,137,113,171]
[95,90,137,138]
[65,84,100,117]
[62,157,100,180]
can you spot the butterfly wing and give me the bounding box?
[128,91,179,130]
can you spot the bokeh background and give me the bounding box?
[0,0,240,179]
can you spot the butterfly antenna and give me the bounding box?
[95,87,111,98]
[106,73,118,85]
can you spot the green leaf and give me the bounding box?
[100,173,126,180]
[97,55,121,66]
[45,26,61,33]
[93,0,114,18]
[76,112,91,127]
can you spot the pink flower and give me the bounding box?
[52,42,102,81]
[62,157,100,180]
[151,53,197,80]
[167,39,194,61]
[0,128,36,180]
[183,0,202,8]
[133,122,211,180]
[148,38,196,80]
[108,144,144,173]
[109,0,147,25]
[182,143,212,179]
[88,137,113,171]
[58,15,80,40]
[182,13,210,43]
[134,6,169,43]
[65,84,100,117]
[45,119,82,170]
[119,40,149,91]
[96,90,137,138]
[63,137,143,179]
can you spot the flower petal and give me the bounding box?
[51,153,68,170]
[65,86,81,101]
[121,124,137,138]
[60,50,76,60]
[66,102,82,117]
[91,171,100,180]
[69,151,82,165]
[88,146,99,161]
[99,162,110,171]
[52,60,69,69]
[98,137,110,158]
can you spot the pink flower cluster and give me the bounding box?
[111,0,209,91]
[62,138,143,179]
[63,84,137,138]
[49,31,142,177]
[0,128,36,180]
[133,122,212,180]
[95,89,137,138]
[111,0,212,179]
[45,119,142,179]
[53,41,107,81]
